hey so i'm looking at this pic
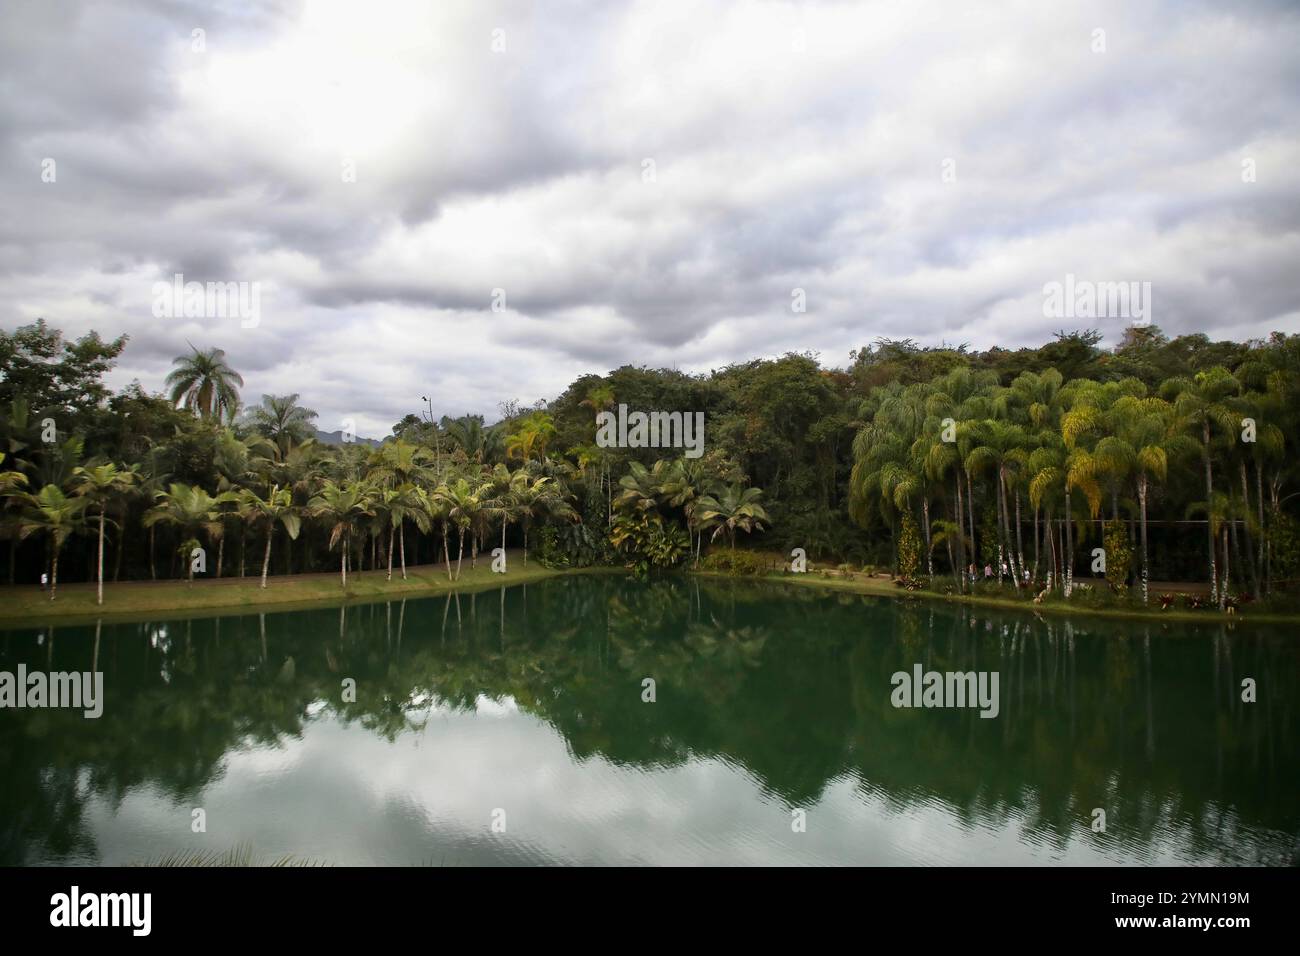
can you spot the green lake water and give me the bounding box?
[2,575,1296,866]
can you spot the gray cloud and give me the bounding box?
[2,0,1298,437]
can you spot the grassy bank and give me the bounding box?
[0,549,572,627]
[6,555,1296,629]
[743,569,1300,626]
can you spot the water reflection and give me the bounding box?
[1,577,1297,865]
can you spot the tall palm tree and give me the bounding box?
[581,385,616,523]
[1110,395,1197,603]
[965,420,1030,584]
[18,485,89,600]
[694,483,770,550]
[242,394,319,456]
[1163,368,1239,602]
[434,477,480,580]
[239,484,301,588]
[511,474,574,566]
[387,482,430,579]
[307,479,374,588]
[369,439,433,577]
[166,345,244,420]
[72,462,138,605]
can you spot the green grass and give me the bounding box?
[0,549,574,626]
[751,568,1300,625]
[7,549,1295,628]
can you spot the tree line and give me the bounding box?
[1,319,1297,607]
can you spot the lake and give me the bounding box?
[2,575,1296,866]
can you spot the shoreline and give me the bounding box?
[0,552,586,628]
[2,558,1295,629]
[731,570,1300,626]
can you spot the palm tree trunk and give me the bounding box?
[1240,464,1260,598]
[456,526,465,581]
[1219,525,1229,610]
[341,530,349,589]
[261,527,273,589]
[954,474,966,592]
[994,473,1008,584]
[1138,478,1150,604]
[1044,506,1055,590]
[922,498,933,579]
[1014,490,1026,583]
[97,508,106,606]
[442,520,453,582]
[1253,463,1263,595]
[1064,488,1074,595]
[239,523,246,578]
[216,533,224,579]
[50,541,59,601]
[964,470,976,563]
[1032,505,1040,581]
[1203,423,1217,602]
[387,525,395,581]
[399,522,407,580]
[149,525,156,580]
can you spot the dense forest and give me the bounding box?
[1,319,1298,609]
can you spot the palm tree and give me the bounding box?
[964,420,1030,585]
[1110,396,1197,603]
[505,410,557,462]
[511,474,573,566]
[0,452,25,495]
[239,484,301,588]
[581,385,616,523]
[694,483,770,550]
[1164,368,1239,602]
[18,485,89,600]
[370,439,434,575]
[72,462,138,605]
[307,479,374,588]
[166,345,244,420]
[434,478,480,580]
[387,482,430,580]
[143,483,236,585]
[443,415,505,464]
[615,460,677,514]
[657,458,712,566]
[242,394,319,456]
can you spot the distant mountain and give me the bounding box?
[312,427,384,449]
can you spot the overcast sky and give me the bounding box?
[2,0,1298,437]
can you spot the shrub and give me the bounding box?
[699,549,768,576]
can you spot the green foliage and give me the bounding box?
[699,549,769,576]
[1103,519,1133,591]
[1272,511,1300,582]
[610,511,689,575]
[897,513,922,580]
